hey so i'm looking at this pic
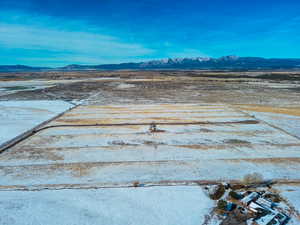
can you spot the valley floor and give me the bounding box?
[0,70,300,225]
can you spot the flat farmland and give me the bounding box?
[0,71,300,225]
[1,103,300,190]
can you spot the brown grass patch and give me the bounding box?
[177,144,228,150]
[237,105,300,117]
[224,157,300,164]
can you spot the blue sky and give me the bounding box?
[0,0,300,66]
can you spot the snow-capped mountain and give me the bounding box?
[2,56,300,71]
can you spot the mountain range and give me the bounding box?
[1,56,300,71]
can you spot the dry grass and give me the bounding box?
[236,104,300,117]
[224,157,300,164]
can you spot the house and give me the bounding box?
[256,197,274,209]
[254,212,289,225]
[254,213,277,225]
[248,202,266,213]
[241,192,259,206]
[274,213,289,224]
[239,192,290,225]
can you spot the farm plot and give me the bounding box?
[0,100,73,148]
[0,104,299,190]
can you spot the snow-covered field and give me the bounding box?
[274,184,300,225]
[0,78,121,96]
[0,100,73,147]
[1,104,300,189]
[242,110,300,138]
[0,103,299,225]
[0,186,214,225]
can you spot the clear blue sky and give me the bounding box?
[0,0,300,66]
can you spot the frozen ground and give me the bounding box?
[273,184,300,224]
[0,77,120,97]
[0,70,299,225]
[1,104,300,189]
[0,100,73,147]
[242,111,300,138]
[0,186,214,225]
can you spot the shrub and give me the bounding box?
[264,193,282,203]
[133,181,139,187]
[209,184,226,200]
[229,191,242,200]
[243,173,263,185]
[231,184,245,190]
[217,200,227,211]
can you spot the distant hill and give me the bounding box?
[2,56,300,71]
[0,65,50,72]
[49,56,300,70]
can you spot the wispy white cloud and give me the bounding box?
[0,10,154,66]
[0,23,153,55]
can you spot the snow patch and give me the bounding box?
[0,100,73,146]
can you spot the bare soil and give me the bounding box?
[0,70,299,106]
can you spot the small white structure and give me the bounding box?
[241,192,259,205]
[276,213,289,224]
[248,202,265,213]
[255,212,289,225]
[242,192,289,225]
[256,198,273,209]
[255,213,277,225]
